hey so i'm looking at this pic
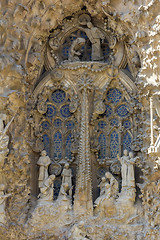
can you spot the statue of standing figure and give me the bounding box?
[61,163,72,197]
[79,21,105,61]
[117,150,136,189]
[37,150,51,188]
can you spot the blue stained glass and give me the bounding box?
[105,105,112,117]
[66,134,72,159]
[106,88,122,104]
[54,119,62,128]
[110,130,119,158]
[123,120,131,129]
[116,104,129,117]
[42,134,50,156]
[54,180,61,200]
[98,121,106,129]
[123,132,132,152]
[41,121,50,130]
[110,118,119,127]
[97,167,107,177]
[98,133,106,159]
[53,131,62,160]
[51,90,65,104]
[46,105,56,119]
[62,46,70,57]
[66,120,75,130]
[60,104,71,118]
[80,31,88,40]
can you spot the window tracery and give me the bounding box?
[40,89,77,162]
[95,85,134,164]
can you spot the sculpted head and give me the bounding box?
[64,163,69,169]
[79,221,85,228]
[50,174,55,181]
[123,149,128,156]
[129,152,133,158]
[41,150,47,156]
[105,172,112,179]
[101,177,106,183]
[87,22,92,28]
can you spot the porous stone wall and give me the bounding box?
[0,0,160,239]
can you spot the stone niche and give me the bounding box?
[0,2,160,240]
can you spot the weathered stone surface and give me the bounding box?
[0,0,160,239]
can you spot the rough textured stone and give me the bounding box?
[0,0,160,239]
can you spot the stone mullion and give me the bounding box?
[74,82,93,215]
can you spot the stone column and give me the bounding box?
[74,75,93,216]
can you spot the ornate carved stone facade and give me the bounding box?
[0,1,160,239]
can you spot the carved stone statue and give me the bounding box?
[38,174,55,201]
[117,150,136,189]
[95,172,118,207]
[37,150,51,188]
[79,21,105,61]
[69,221,88,240]
[117,149,130,188]
[94,172,117,217]
[0,184,11,224]
[105,172,119,198]
[61,163,72,196]
[69,38,85,62]
[98,177,106,196]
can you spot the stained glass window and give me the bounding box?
[97,167,107,177]
[60,104,71,118]
[123,120,131,129]
[66,120,75,130]
[110,130,119,158]
[110,118,119,127]
[98,121,106,129]
[98,133,106,159]
[51,90,65,104]
[41,121,50,130]
[42,134,50,156]
[46,104,56,120]
[105,105,112,117]
[106,88,122,104]
[116,104,129,117]
[123,132,132,152]
[54,119,62,128]
[54,179,61,200]
[53,131,62,160]
[66,134,72,160]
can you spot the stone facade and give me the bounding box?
[0,0,160,239]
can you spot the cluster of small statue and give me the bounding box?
[37,150,72,203]
[37,149,136,210]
